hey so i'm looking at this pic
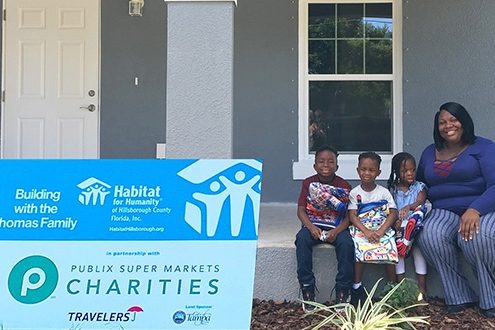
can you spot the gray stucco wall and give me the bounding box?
[234,0,300,202]
[235,0,495,202]
[403,0,495,161]
[100,0,167,159]
[166,2,233,159]
[3,0,495,202]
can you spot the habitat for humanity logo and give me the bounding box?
[177,160,262,237]
[77,177,112,206]
[8,255,59,304]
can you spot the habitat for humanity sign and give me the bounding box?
[0,159,262,330]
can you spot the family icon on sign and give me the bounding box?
[178,160,262,237]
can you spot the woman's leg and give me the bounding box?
[458,212,495,310]
[418,209,477,305]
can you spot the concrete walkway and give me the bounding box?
[253,203,477,303]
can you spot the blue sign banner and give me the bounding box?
[0,159,262,330]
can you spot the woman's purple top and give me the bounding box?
[417,136,495,216]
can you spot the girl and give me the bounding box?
[387,152,428,298]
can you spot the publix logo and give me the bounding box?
[8,255,58,304]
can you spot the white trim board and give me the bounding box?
[293,0,403,180]
[164,0,237,5]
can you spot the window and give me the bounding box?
[294,0,402,180]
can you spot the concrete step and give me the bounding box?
[253,203,477,303]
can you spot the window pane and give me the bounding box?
[308,81,392,152]
[337,4,364,38]
[309,40,335,74]
[337,40,363,74]
[309,4,335,38]
[365,3,392,38]
[365,39,392,74]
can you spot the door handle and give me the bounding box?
[80,104,96,112]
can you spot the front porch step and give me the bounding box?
[253,203,477,303]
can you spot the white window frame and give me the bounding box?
[293,0,402,180]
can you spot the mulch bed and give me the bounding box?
[251,298,495,329]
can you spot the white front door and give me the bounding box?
[2,0,99,158]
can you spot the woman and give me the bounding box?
[417,102,495,318]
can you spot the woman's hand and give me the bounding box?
[459,208,481,241]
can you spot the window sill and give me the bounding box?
[292,154,392,181]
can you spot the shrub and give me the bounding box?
[379,278,421,311]
[303,278,428,330]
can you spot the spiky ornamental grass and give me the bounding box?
[303,279,429,330]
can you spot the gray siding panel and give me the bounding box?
[3,0,495,202]
[234,0,300,202]
[100,0,167,158]
[403,0,495,161]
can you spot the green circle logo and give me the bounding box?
[8,255,58,304]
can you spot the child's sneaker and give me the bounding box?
[336,289,350,303]
[334,289,350,312]
[301,285,316,313]
[350,286,367,306]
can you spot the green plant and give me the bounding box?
[379,278,420,311]
[303,279,429,330]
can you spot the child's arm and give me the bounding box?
[348,209,375,241]
[375,208,398,240]
[398,188,427,220]
[297,205,322,240]
[409,189,427,211]
[325,213,350,242]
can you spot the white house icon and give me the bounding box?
[77,177,112,206]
